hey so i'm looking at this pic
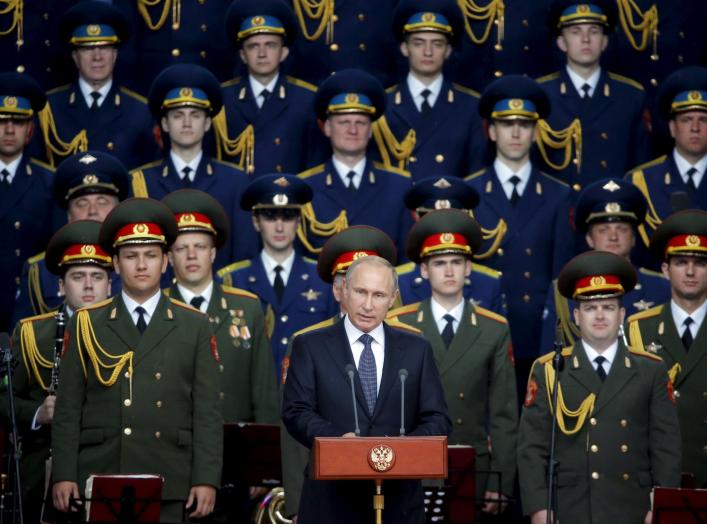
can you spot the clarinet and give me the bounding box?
[47,306,66,396]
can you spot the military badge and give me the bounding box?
[524,378,538,407]
[666,379,676,405]
[281,356,290,385]
[301,289,322,301]
[210,334,220,363]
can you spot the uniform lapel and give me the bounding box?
[412,80,456,150]
[344,160,381,219]
[232,77,259,126]
[593,342,637,414]
[440,301,482,375]
[279,256,311,311]
[581,70,613,125]
[476,169,514,233]
[327,318,371,419]
[676,308,707,386]
[251,257,278,307]
[157,157,186,195]
[321,158,354,211]
[192,157,217,194]
[0,158,34,220]
[389,83,423,140]
[134,294,177,365]
[414,299,447,366]
[255,76,289,127]
[655,305,687,371]
[106,295,141,351]
[565,341,602,396]
[93,84,124,129]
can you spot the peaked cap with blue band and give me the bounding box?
[548,0,616,32]
[314,69,386,122]
[148,64,223,117]
[0,72,46,119]
[392,0,462,46]
[225,0,297,46]
[58,1,130,47]
[657,66,707,119]
[479,75,551,121]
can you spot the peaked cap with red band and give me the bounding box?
[161,189,230,249]
[405,208,482,264]
[98,198,178,255]
[557,251,636,300]
[46,220,113,275]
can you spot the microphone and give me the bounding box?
[398,369,408,436]
[553,320,565,372]
[345,364,361,437]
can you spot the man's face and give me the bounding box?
[557,23,607,69]
[489,120,535,163]
[421,254,471,300]
[343,262,398,332]
[71,46,117,85]
[59,265,111,311]
[573,298,624,348]
[0,118,32,161]
[113,245,168,299]
[161,108,211,150]
[663,255,707,302]
[669,111,707,160]
[169,232,216,289]
[324,114,372,158]
[67,193,119,222]
[239,34,289,78]
[400,32,451,78]
[252,209,299,254]
[586,222,635,258]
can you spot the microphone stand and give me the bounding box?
[0,335,24,524]
[545,328,564,524]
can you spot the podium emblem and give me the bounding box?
[368,445,395,472]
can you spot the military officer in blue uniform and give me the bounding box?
[131,64,257,269]
[12,151,129,326]
[396,175,506,315]
[536,0,651,192]
[627,67,707,258]
[39,2,158,170]
[378,0,486,181]
[0,72,55,332]
[287,0,400,88]
[465,75,575,395]
[217,174,335,376]
[217,0,327,176]
[298,69,414,257]
[540,178,671,351]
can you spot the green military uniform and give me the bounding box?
[626,209,707,488]
[518,251,681,523]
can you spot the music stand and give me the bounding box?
[446,445,476,523]
[652,487,707,524]
[222,423,281,488]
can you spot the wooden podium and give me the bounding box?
[312,436,448,523]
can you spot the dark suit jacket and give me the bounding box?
[282,318,451,524]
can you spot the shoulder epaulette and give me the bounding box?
[130,170,148,198]
[285,75,317,92]
[639,267,667,278]
[538,170,570,187]
[385,84,398,94]
[452,82,480,98]
[19,310,57,324]
[217,259,252,278]
[119,86,148,104]
[536,72,560,84]
[302,256,317,265]
[628,346,662,361]
[220,77,242,88]
[210,158,244,171]
[627,155,668,174]
[371,161,411,178]
[608,72,644,91]
[132,159,164,172]
[221,285,259,300]
[292,317,337,338]
[474,305,507,324]
[298,164,325,179]
[78,297,113,312]
[396,261,416,275]
[28,157,55,172]
[472,263,501,279]
[28,251,46,264]
[537,346,573,364]
[169,297,204,314]
[464,168,487,182]
[387,302,421,319]
[627,304,663,324]
[46,84,71,96]
[386,317,422,334]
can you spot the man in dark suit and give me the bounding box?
[282,255,451,523]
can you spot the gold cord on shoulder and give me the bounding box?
[37,106,88,166]
[617,0,659,59]
[536,118,582,173]
[469,212,507,260]
[211,109,255,174]
[293,0,335,43]
[371,116,416,171]
[137,0,180,32]
[0,0,23,48]
[297,203,348,255]
[544,361,596,435]
[630,171,662,234]
[20,321,52,392]
[458,0,505,49]
[28,262,54,315]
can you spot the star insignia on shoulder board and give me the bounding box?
[632,299,654,311]
[79,154,97,165]
[645,342,662,354]
[468,298,481,308]
[301,289,322,301]
[602,180,621,192]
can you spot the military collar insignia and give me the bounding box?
[645,342,662,354]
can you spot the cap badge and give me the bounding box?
[252,16,265,26]
[345,93,360,104]
[509,99,524,110]
[179,87,193,98]
[421,12,436,23]
[180,213,195,224]
[590,276,606,286]
[353,251,369,260]
[133,223,148,235]
[83,174,99,185]
[87,24,101,36]
[689,91,702,101]
[79,154,97,165]
[81,245,96,256]
[602,180,621,192]
[686,235,701,247]
[433,178,452,189]
[440,232,455,244]
[434,199,451,209]
[605,202,621,213]
[3,96,17,108]
[273,176,290,187]
[577,4,590,13]
[273,193,289,205]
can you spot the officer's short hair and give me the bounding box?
[345,255,399,293]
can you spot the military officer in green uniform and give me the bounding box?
[518,251,681,524]
[52,198,222,522]
[4,220,112,524]
[162,189,278,424]
[387,209,517,515]
[627,209,707,488]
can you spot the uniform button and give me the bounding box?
[171,48,180,57]
[497,248,504,256]
[156,400,162,408]
[124,371,130,379]
[281,337,288,345]
[281,315,288,322]
[107,141,114,151]
[590,417,597,426]
[600,160,607,168]
[494,70,502,78]
[16,65,25,73]
[200,51,207,59]
[124,427,132,436]
[523,271,531,279]
[43,12,49,20]
[620,444,628,453]
[359,43,366,51]
[679,31,685,38]
[219,364,224,372]
[15,249,20,257]
[525,248,532,256]
[678,55,684,63]
[458,392,464,400]
[590,444,598,452]
[523,45,529,52]
[456,418,463,425]
[276,164,283,172]
[330,43,339,52]
[332,14,339,22]
[600,132,608,140]
[155,372,162,380]
[200,24,207,32]
[521,19,529,27]
[44,40,50,47]
[274,137,281,145]
[198,0,205,4]
[124,399,131,407]
[674,390,680,398]
[622,473,630,480]
[523,294,530,303]
[15,277,20,285]
[651,78,658,87]
[357,13,365,21]
[14,221,20,230]
[409,156,417,163]
[435,154,444,163]
[591,472,599,480]
[155,431,161,439]
[620,419,627,427]
[572,183,582,192]
[219,392,225,400]
[309,306,316,312]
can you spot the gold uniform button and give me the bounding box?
[523,294,530,303]
[200,51,207,59]
[409,156,417,163]
[198,0,205,4]
[458,392,464,400]
[523,271,531,279]
[15,277,20,285]
[219,364,224,373]
[14,221,20,230]
[651,78,658,87]
[155,431,161,439]
[435,154,445,163]
[43,12,49,20]
[281,315,288,322]
[281,337,288,345]
[330,43,339,52]
[674,390,680,398]
[620,444,628,453]
[107,141,114,151]
[679,31,685,38]
[171,48,180,57]
[525,248,533,256]
[590,417,597,426]
[600,160,607,168]
[572,183,582,192]
[620,419,628,427]
[155,372,162,380]
[591,472,599,480]
[521,19,529,27]
[156,401,162,408]
[523,45,529,52]
[590,444,598,452]
[124,371,130,379]
[274,137,281,145]
[124,428,132,436]
[494,71,502,78]
[16,65,25,73]
[219,392,225,400]
[15,249,20,256]
[357,13,365,21]
[359,43,366,51]
[276,164,283,172]
[497,248,504,256]
[600,132,608,140]
[622,473,630,480]
[332,14,339,22]
[123,399,131,407]
[456,418,463,425]
[678,55,684,63]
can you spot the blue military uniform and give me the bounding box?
[12,151,129,325]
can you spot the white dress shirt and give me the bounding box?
[78,77,112,108]
[566,65,601,98]
[494,158,532,200]
[261,249,295,287]
[0,154,23,184]
[582,339,618,374]
[670,299,707,339]
[344,315,385,393]
[430,297,464,335]
[249,74,279,108]
[407,73,443,112]
[170,150,202,182]
[673,149,707,189]
[177,281,214,313]
[332,156,366,190]
[122,289,162,328]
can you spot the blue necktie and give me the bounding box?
[594,356,607,382]
[358,334,377,415]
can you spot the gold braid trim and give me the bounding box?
[469,213,507,260]
[264,304,275,340]
[28,261,53,315]
[37,105,88,166]
[617,0,659,58]
[296,203,348,255]
[20,321,52,392]
[536,118,582,173]
[131,170,149,198]
[458,0,505,49]
[544,360,596,435]
[293,0,334,43]
[137,0,180,32]
[211,109,255,174]
[76,310,134,399]
[667,362,681,384]
[554,281,580,344]
[630,171,661,248]
[371,116,416,171]
[0,0,23,47]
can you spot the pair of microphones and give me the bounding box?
[345,364,408,437]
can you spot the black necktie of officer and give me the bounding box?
[594,356,607,382]
[182,166,193,185]
[682,317,694,351]
[346,171,357,192]
[90,91,101,110]
[420,88,432,115]
[190,296,205,311]
[0,168,10,188]
[259,89,271,108]
[441,314,455,349]
[686,167,698,193]
[273,265,285,302]
[509,175,521,206]
[135,306,147,335]
[581,83,591,100]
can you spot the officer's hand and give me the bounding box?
[249,486,268,499]
[481,491,508,514]
[52,481,80,512]
[186,485,216,518]
[531,509,551,524]
[36,395,56,425]
[342,432,356,438]
[644,510,652,524]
